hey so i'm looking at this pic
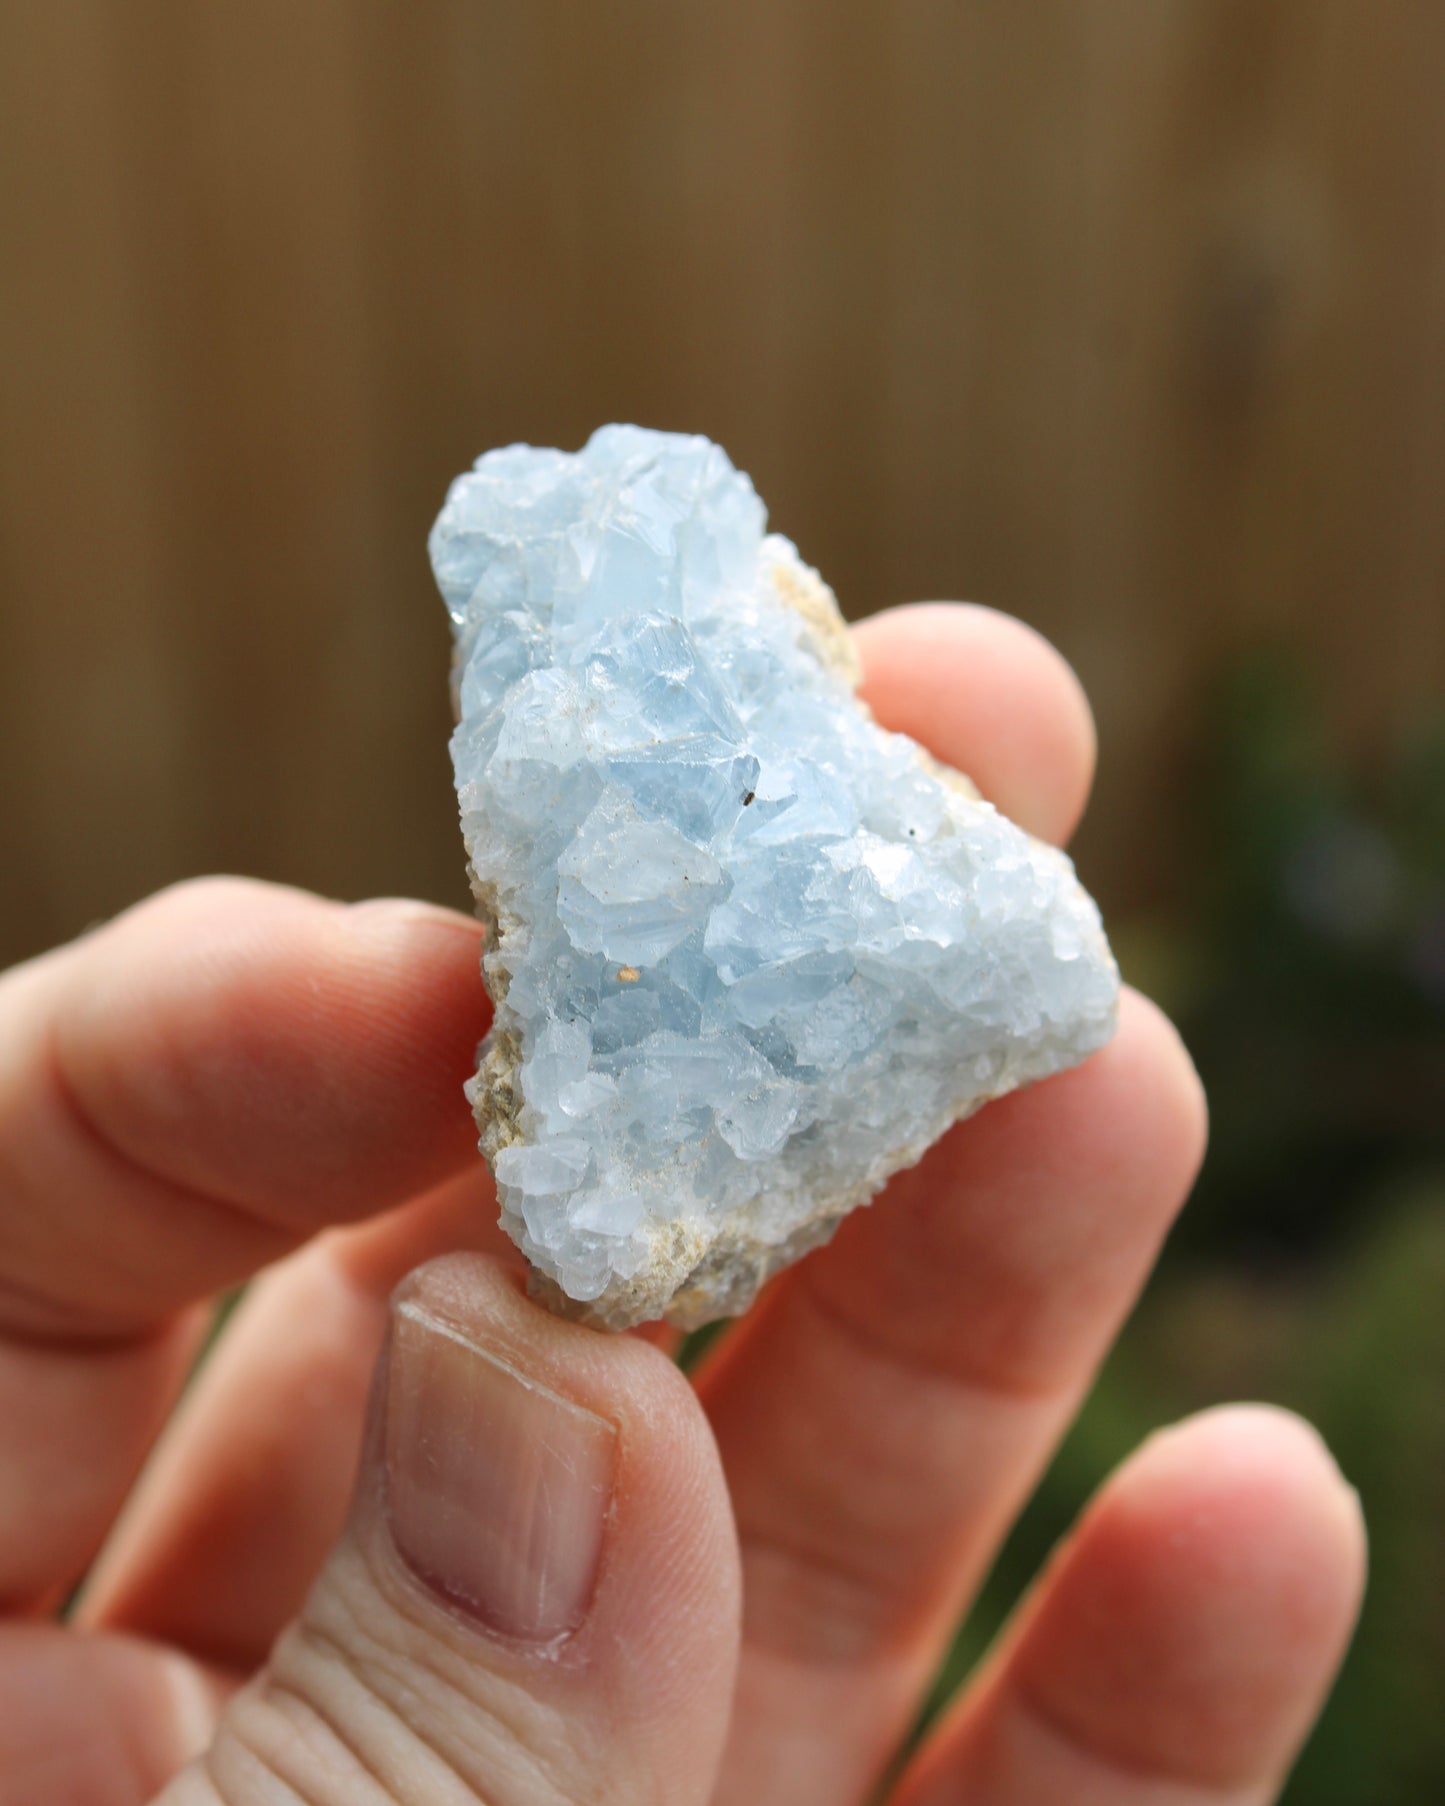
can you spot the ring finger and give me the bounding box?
[698,988,1206,1806]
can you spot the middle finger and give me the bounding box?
[696,987,1206,1806]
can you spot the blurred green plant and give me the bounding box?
[1164,655,1445,1272]
[910,655,1445,1805]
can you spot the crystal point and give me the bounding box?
[434,427,1119,1328]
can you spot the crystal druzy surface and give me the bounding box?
[432,426,1119,1328]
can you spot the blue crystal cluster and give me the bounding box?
[432,427,1118,1326]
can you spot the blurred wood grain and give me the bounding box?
[2,0,1442,964]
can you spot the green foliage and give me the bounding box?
[1287,1195,1445,1802]
[1173,657,1445,1273]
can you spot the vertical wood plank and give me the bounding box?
[0,1,191,944]
[1,0,1442,963]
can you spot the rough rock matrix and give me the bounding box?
[432,426,1118,1328]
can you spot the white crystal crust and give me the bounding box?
[433,426,1119,1328]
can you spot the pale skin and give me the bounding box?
[0,604,1364,1805]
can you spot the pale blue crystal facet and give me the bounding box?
[432,426,1119,1326]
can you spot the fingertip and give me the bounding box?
[56,881,491,1228]
[388,1253,716,1483]
[385,1251,738,1562]
[1108,986,1210,1194]
[853,602,1096,844]
[900,1402,1366,1806]
[1125,1402,1368,1619]
[1016,1402,1366,1791]
[970,985,1207,1252]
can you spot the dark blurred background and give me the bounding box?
[1,4,1441,1798]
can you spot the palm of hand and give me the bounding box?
[0,605,1362,1806]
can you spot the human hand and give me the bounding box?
[0,605,1363,1805]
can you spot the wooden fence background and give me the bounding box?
[2,1,1443,967]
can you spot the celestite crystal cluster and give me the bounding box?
[432,426,1118,1328]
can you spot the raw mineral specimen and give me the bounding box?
[432,426,1118,1329]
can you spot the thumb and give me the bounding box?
[153,1254,742,1806]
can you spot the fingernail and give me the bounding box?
[383,1300,617,1641]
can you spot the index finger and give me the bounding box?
[0,878,488,1340]
[0,878,487,1604]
